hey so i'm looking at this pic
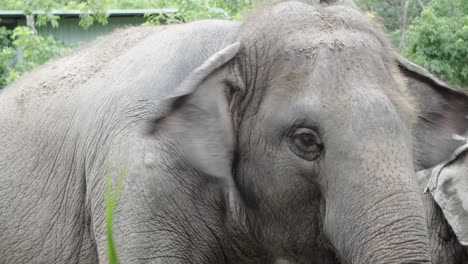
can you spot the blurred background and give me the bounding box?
[0,0,465,89]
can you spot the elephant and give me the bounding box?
[399,57,468,264]
[276,54,468,264]
[1,1,468,263]
[416,164,468,264]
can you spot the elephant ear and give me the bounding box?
[154,42,240,186]
[400,55,468,246]
[397,55,468,170]
[423,142,468,246]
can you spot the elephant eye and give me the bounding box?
[289,128,323,161]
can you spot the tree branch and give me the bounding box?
[417,0,425,10]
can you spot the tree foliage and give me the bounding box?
[353,0,427,48]
[0,0,110,29]
[0,0,259,88]
[142,0,258,25]
[355,0,422,31]
[403,0,467,87]
[0,0,466,89]
[0,26,69,87]
[0,0,258,27]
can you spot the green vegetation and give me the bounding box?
[0,0,259,88]
[354,0,467,87]
[105,165,127,264]
[354,0,426,48]
[403,0,467,87]
[0,0,466,89]
[0,0,257,26]
[0,26,69,87]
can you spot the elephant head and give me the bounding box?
[154,2,468,263]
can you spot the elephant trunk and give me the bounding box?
[322,103,432,263]
[324,140,431,263]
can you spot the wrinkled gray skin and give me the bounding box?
[416,172,468,264]
[401,58,468,264]
[1,1,465,263]
[278,58,468,264]
[0,21,240,263]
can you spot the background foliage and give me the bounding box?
[0,26,69,87]
[0,0,259,88]
[0,0,466,89]
[403,0,467,87]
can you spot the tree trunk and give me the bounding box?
[399,0,410,51]
[26,14,37,34]
[417,0,425,10]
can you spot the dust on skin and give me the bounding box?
[9,27,165,115]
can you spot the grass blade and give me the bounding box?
[106,164,127,264]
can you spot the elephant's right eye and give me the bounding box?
[289,128,323,161]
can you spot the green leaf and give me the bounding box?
[404,0,467,87]
[105,164,127,264]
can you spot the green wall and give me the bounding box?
[1,15,146,47]
[36,16,146,46]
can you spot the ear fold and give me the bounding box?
[423,142,468,246]
[165,42,241,101]
[402,55,468,246]
[397,55,468,170]
[153,42,241,189]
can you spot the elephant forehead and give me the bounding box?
[279,32,392,76]
[285,30,385,55]
[262,47,416,135]
[274,43,393,95]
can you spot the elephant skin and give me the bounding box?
[2,1,468,263]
